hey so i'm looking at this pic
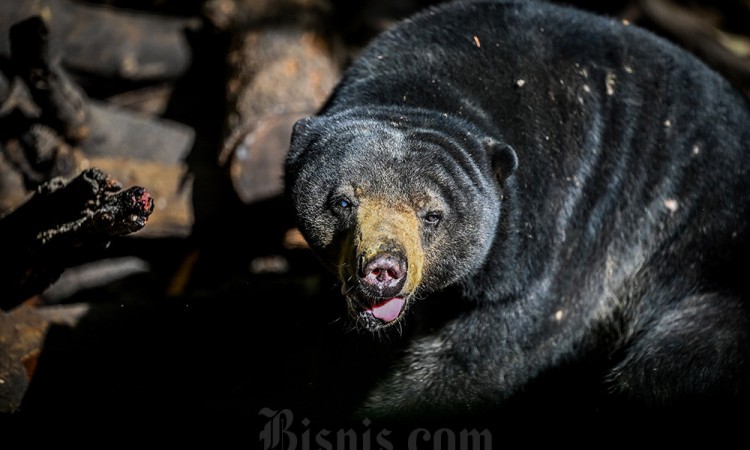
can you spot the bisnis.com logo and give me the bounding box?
[259,408,492,450]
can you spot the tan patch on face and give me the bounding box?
[342,196,424,294]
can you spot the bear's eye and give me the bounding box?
[330,195,354,213]
[424,211,443,225]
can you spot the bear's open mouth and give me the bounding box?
[342,285,407,328]
[357,296,406,331]
[365,296,405,323]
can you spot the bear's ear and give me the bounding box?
[292,116,314,136]
[287,117,316,164]
[484,137,518,182]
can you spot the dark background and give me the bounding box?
[0,0,748,441]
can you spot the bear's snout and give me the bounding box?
[359,253,407,299]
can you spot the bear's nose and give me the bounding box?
[359,254,407,298]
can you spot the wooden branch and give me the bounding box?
[219,8,340,203]
[0,168,154,311]
[1,16,194,239]
[9,16,90,143]
[0,0,193,82]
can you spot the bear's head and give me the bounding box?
[285,108,517,331]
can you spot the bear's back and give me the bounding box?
[323,0,750,290]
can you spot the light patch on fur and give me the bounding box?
[605,72,616,96]
[354,196,424,295]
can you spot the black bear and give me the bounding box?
[284,0,750,421]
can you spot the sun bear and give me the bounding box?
[284,0,750,421]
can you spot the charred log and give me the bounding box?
[0,168,154,311]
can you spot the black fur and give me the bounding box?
[284,0,750,420]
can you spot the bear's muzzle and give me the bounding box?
[337,196,425,328]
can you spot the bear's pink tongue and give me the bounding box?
[369,297,405,322]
